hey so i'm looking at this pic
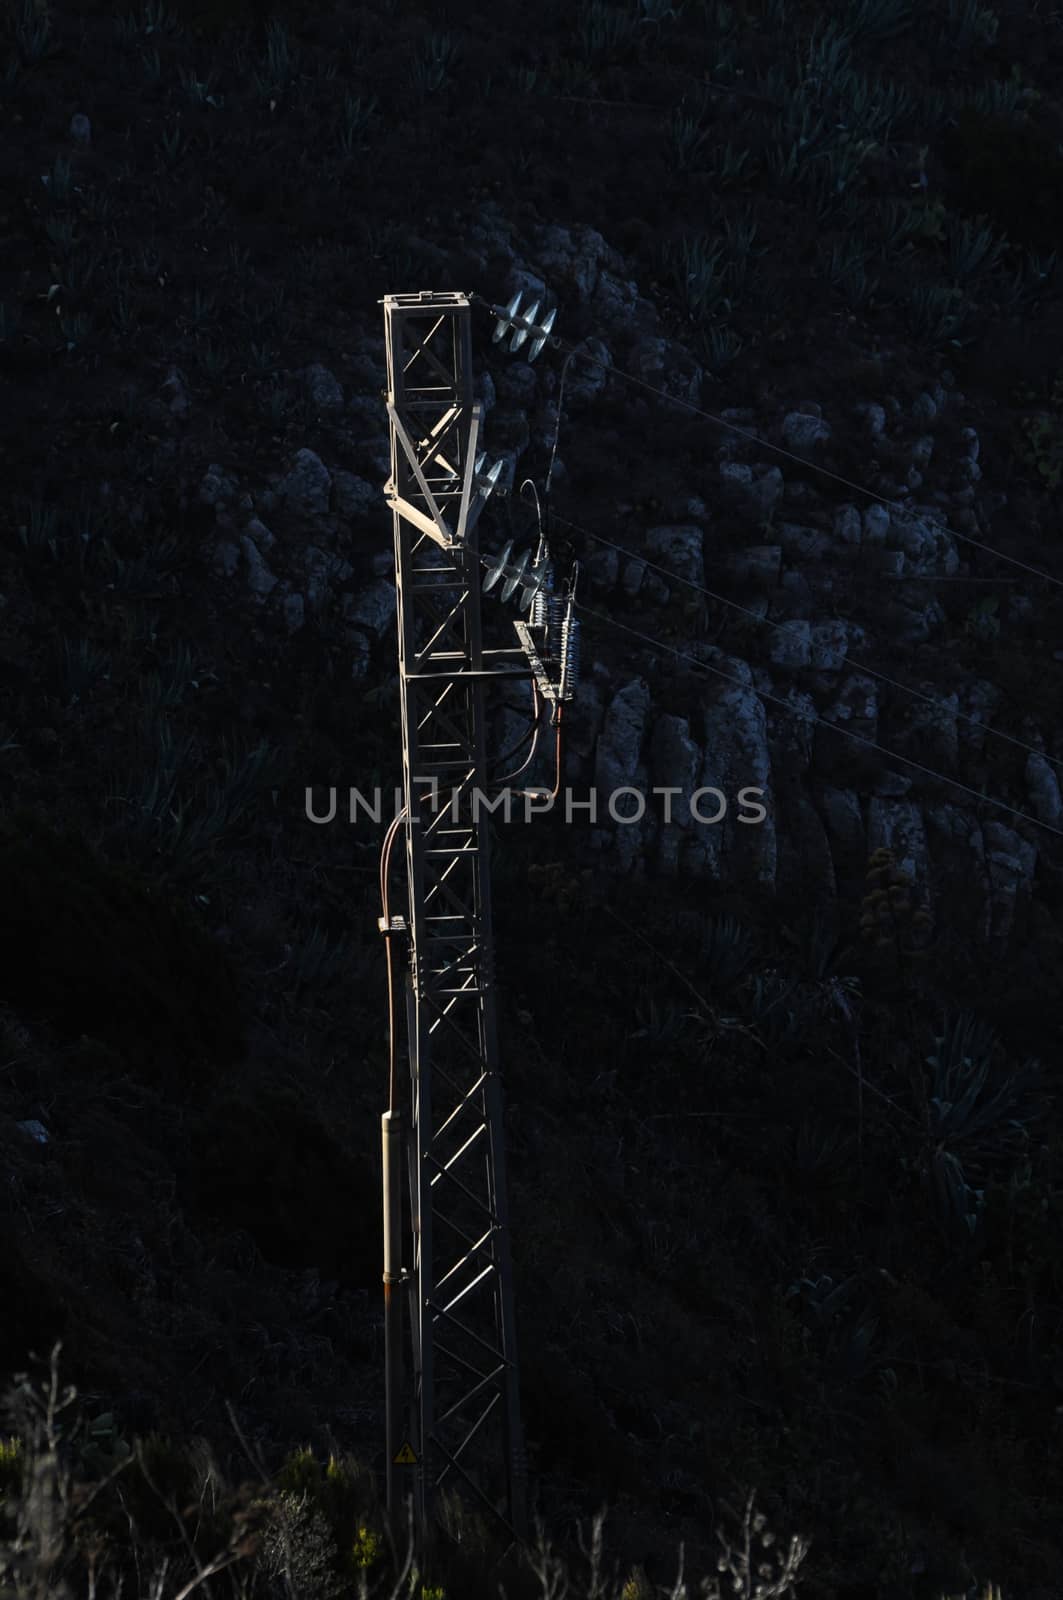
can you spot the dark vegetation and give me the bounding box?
[1,0,1063,1595]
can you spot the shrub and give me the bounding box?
[1018,410,1063,490]
[858,845,932,977]
[0,1438,23,1506]
[256,1489,346,1600]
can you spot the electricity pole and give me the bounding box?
[380,291,537,1550]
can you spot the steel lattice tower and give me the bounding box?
[381,292,530,1549]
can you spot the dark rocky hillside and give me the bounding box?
[1,0,1063,1596]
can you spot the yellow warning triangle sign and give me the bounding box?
[393,1441,417,1465]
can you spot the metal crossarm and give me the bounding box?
[382,292,527,1549]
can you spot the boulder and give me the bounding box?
[816,786,867,891]
[282,590,305,635]
[777,788,836,902]
[331,470,379,521]
[348,629,372,679]
[595,678,651,795]
[650,714,702,829]
[926,804,992,946]
[855,401,887,439]
[531,222,624,304]
[888,688,960,769]
[699,655,776,889]
[809,620,850,672]
[833,503,862,545]
[769,619,812,670]
[777,523,832,562]
[1026,753,1063,831]
[983,821,1038,949]
[863,504,891,544]
[211,540,240,579]
[302,363,344,413]
[645,525,705,589]
[496,363,537,408]
[911,391,939,425]
[199,463,240,508]
[241,535,277,599]
[344,578,396,637]
[866,798,929,888]
[563,338,612,410]
[586,545,619,590]
[781,410,832,455]
[727,545,781,588]
[278,449,332,520]
[719,462,785,525]
[626,336,703,406]
[622,558,646,598]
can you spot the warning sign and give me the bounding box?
[393,1441,418,1465]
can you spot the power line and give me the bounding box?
[470,293,1063,832]
[598,352,1063,595]
[470,291,1063,594]
[574,601,1063,843]
[546,507,1063,777]
[581,345,1063,592]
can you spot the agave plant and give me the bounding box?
[337,91,377,153]
[59,637,111,704]
[793,1115,851,1180]
[703,323,744,370]
[15,0,57,64]
[641,0,683,22]
[906,280,971,343]
[702,912,760,986]
[840,71,915,143]
[791,1285,885,1386]
[925,1009,1042,1168]
[874,197,922,252]
[747,970,800,1043]
[141,0,179,35]
[826,237,880,308]
[15,497,61,551]
[941,0,999,50]
[969,75,1026,120]
[721,209,765,279]
[662,233,732,321]
[712,140,755,186]
[669,107,711,172]
[142,642,197,713]
[44,215,77,255]
[44,155,74,203]
[929,1147,985,1253]
[631,990,689,1045]
[576,0,639,58]
[412,29,461,93]
[799,18,854,92]
[785,1270,862,1330]
[107,533,181,593]
[945,212,1008,280]
[845,0,914,42]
